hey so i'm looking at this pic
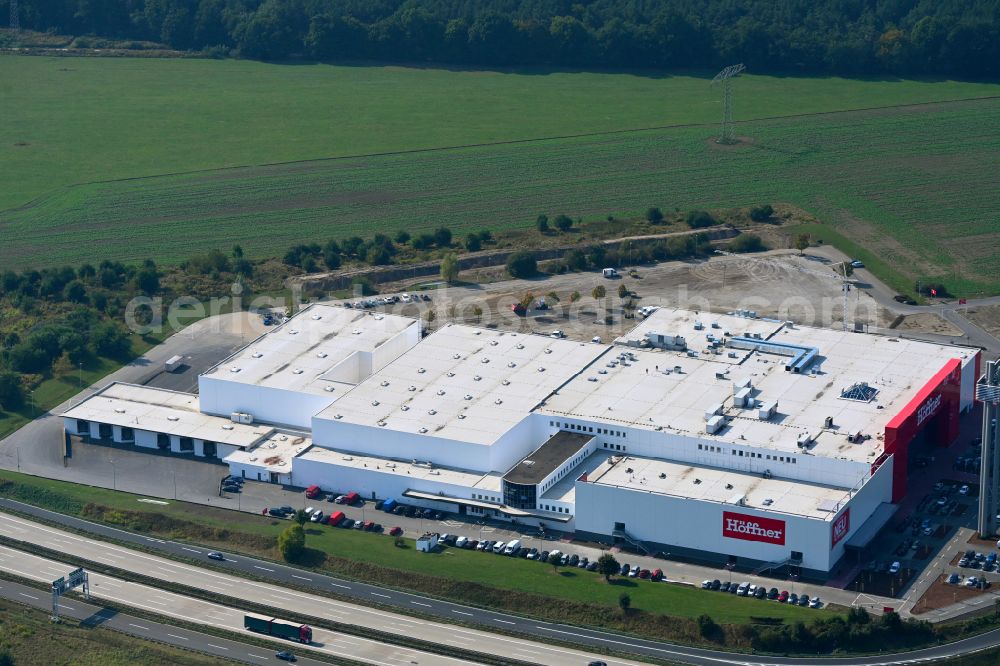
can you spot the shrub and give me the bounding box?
[536,214,549,233]
[434,227,453,247]
[646,207,664,224]
[554,214,573,232]
[728,233,765,253]
[278,524,306,562]
[506,251,537,278]
[686,210,717,228]
[464,234,482,252]
[749,204,774,221]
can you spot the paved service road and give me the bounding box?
[5,505,1000,665]
[0,577,328,666]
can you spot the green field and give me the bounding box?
[2,56,999,295]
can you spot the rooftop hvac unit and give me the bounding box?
[758,400,778,421]
[694,321,704,330]
[706,415,725,434]
[734,387,752,408]
[733,377,752,395]
[230,412,253,424]
[705,403,723,421]
[797,432,814,447]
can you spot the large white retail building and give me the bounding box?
[62,303,980,577]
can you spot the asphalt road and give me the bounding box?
[5,502,1000,665]
[0,541,473,666]
[0,577,329,666]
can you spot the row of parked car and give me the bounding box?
[700,579,822,607]
[947,573,991,588]
[959,550,997,570]
[438,535,669,580]
[343,293,431,309]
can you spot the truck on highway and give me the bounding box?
[244,613,312,643]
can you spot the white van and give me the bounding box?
[547,549,562,561]
[602,268,619,278]
[504,539,522,555]
[455,536,468,548]
[736,581,751,596]
[492,541,506,553]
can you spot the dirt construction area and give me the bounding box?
[361,251,902,343]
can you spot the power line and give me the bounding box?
[711,63,746,144]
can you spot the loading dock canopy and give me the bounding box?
[845,502,898,550]
[401,489,572,523]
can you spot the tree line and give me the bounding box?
[5,0,998,78]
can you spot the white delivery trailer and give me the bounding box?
[164,355,184,373]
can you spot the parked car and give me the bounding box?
[578,557,589,569]
[809,597,822,608]
[526,548,538,560]
[586,561,599,572]
[341,519,355,529]
[736,582,751,596]
[701,580,713,590]
[754,587,767,599]
[798,594,810,606]
[363,520,375,531]
[539,551,549,562]
[568,554,580,567]
[638,569,650,580]
[959,484,970,496]
[389,526,402,536]
[651,569,663,582]
[629,565,640,578]
[778,590,789,603]
[767,587,779,600]
[622,564,633,576]
[947,573,961,584]
[889,561,901,574]
[309,510,324,523]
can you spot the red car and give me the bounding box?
[778,590,789,603]
[362,520,374,531]
[638,569,650,579]
[389,526,403,537]
[651,569,663,581]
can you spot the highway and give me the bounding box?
[0,543,478,666]
[0,577,330,666]
[4,503,1000,665]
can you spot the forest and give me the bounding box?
[4,0,998,78]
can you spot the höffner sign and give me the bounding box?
[722,511,786,545]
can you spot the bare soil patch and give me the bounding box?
[911,574,991,614]
[964,305,1000,339]
[895,312,963,336]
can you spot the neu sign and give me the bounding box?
[831,508,850,548]
[722,511,785,545]
[916,393,942,427]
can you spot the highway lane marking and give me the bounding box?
[371,592,391,599]
[167,633,189,641]
[129,623,150,630]
[254,565,275,572]
[451,610,472,616]
[410,601,431,607]
[207,644,229,651]
[493,618,515,625]
[181,547,202,554]
[330,582,351,589]
[291,574,312,581]
[18,592,38,600]
[57,604,75,611]
[247,653,269,659]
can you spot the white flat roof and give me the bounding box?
[586,454,852,520]
[544,309,975,463]
[297,446,503,493]
[316,324,607,446]
[224,432,313,473]
[62,383,273,447]
[201,304,417,396]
